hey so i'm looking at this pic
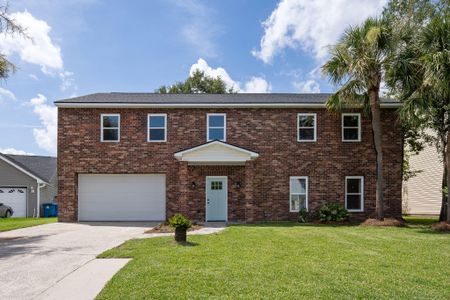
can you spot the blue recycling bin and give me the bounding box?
[42,203,58,217]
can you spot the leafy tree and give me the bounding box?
[0,4,27,80]
[156,70,234,94]
[322,17,397,221]
[387,6,450,222]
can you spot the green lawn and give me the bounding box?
[0,217,57,232]
[403,215,440,226]
[98,223,450,299]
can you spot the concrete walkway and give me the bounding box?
[0,222,156,300]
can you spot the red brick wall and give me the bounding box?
[57,107,403,222]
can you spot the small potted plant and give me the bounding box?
[168,213,192,243]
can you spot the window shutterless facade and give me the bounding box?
[289,176,308,212]
[148,114,167,142]
[345,176,364,212]
[297,113,317,142]
[101,114,120,142]
[342,113,361,142]
[207,113,226,141]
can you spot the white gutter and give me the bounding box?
[36,183,46,218]
[54,102,402,108]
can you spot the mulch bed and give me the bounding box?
[360,218,405,227]
[145,223,203,234]
[431,222,450,232]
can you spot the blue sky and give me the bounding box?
[0,0,387,156]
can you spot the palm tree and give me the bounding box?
[322,18,395,221]
[388,14,450,222]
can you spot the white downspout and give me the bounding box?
[37,182,45,218]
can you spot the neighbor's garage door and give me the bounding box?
[78,174,165,221]
[0,187,27,217]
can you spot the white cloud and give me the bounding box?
[0,11,63,71]
[190,58,271,93]
[252,0,387,63]
[293,79,320,93]
[59,70,76,91]
[242,77,272,93]
[28,94,57,154]
[29,74,39,80]
[173,0,222,57]
[0,87,17,103]
[0,148,35,155]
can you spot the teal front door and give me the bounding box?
[206,176,228,221]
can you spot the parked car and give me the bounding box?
[0,203,13,218]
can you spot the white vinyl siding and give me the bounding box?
[289,176,308,212]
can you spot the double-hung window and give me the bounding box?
[289,176,308,212]
[342,113,361,141]
[101,114,120,142]
[148,114,167,142]
[207,113,226,141]
[345,176,364,212]
[298,113,317,142]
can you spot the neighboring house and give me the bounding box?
[0,153,57,217]
[403,143,443,215]
[55,93,403,222]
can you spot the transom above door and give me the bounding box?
[205,176,227,222]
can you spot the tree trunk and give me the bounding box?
[369,88,384,221]
[439,157,447,222]
[446,130,450,223]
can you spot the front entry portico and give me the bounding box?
[174,141,259,222]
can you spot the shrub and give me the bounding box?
[316,203,348,222]
[298,208,310,223]
[168,213,192,230]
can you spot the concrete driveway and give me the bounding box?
[0,222,155,299]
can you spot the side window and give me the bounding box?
[345,176,364,211]
[290,176,308,212]
[298,113,317,142]
[342,113,361,142]
[101,114,120,142]
[148,114,167,142]
[207,113,226,141]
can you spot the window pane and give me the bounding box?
[344,115,359,127]
[149,116,165,128]
[103,116,118,127]
[299,128,315,140]
[344,128,359,140]
[347,178,361,193]
[209,115,224,127]
[291,178,306,194]
[103,129,118,141]
[347,195,361,210]
[149,129,165,141]
[209,128,224,140]
[291,194,306,211]
[298,115,314,127]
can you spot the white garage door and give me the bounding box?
[0,187,27,217]
[78,174,166,221]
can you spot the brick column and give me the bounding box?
[245,160,255,222]
[178,161,189,216]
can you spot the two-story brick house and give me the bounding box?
[55,93,403,222]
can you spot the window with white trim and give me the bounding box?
[298,113,316,142]
[207,113,226,141]
[148,114,167,142]
[290,176,308,212]
[101,114,120,142]
[345,176,364,212]
[342,113,361,141]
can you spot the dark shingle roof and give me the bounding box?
[54,93,399,105]
[1,154,57,183]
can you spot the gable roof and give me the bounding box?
[0,153,57,183]
[54,93,400,108]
